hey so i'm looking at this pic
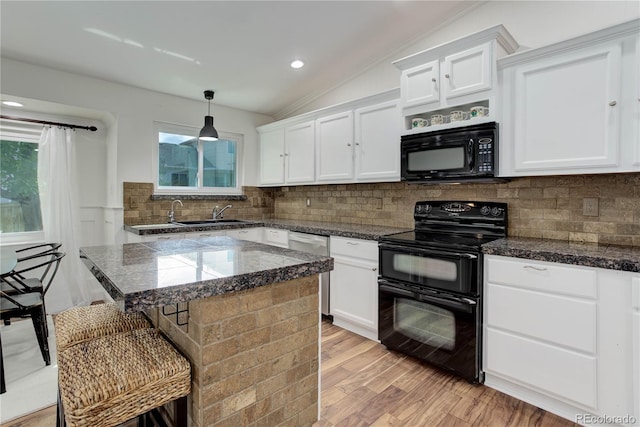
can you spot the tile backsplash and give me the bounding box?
[124,173,640,246]
[123,183,275,225]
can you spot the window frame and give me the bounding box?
[0,124,45,245]
[153,121,244,196]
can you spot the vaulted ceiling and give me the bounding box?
[1,1,478,118]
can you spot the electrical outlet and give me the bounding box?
[306,198,311,207]
[374,197,383,209]
[583,197,599,217]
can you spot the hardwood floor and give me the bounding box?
[315,321,577,427]
[4,321,577,427]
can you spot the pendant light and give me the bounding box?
[199,90,218,141]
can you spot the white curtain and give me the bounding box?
[38,126,91,313]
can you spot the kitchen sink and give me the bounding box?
[174,219,250,226]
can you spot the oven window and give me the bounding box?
[408,146,465,171]
[393,254,457,281]
[394,298,455,351]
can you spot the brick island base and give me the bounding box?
[147,275,320,427]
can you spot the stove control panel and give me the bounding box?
[414,200,507,223]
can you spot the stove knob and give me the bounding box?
[480,206,491,216]
[491,207,501,216]
[424,204,432,213]
[416,205,423,213]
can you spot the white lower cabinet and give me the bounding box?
[329,236,378,341]
[127,233,185,243]
[183,230,225,239]
[484,255,636,425]
[633,277,640,427]
[225,227,262,243]
[262,228,288,248]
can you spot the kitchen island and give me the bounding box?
[80,236,333,427]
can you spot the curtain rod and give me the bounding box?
[0,115,98,131]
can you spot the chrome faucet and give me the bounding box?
[212,204,232,220]
[168,199,183,223]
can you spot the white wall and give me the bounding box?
[287,0,640,117]
[1,58,274,243]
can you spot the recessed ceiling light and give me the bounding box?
[2,101,24,107]
[290,60,304,69]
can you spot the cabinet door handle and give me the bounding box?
[524,265,547,271]
[347,143,352,146]
[608,100,617,106]
[279,154,284,157]
[444,73,450,79]
[285,153,289,156]
[372,267,377,272]
[432,78,437,83]
[355,142,360,146]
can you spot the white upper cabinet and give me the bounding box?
[284,120,315,184]
[499,19,639,177]
[259,128,285,185]
[400,60,440,108]
[258,89,400,187]
[394,25,518,134]
[258,121,315,185]
[316,111,354,182]
[354,100,401,181]
[443,43,492,99]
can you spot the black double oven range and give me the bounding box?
[378,200,507,383]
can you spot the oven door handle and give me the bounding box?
[378,243,478,260]
[379,282,416,298]
[418,293,476,312]
[379,280,476,312]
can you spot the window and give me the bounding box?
[155,122,242,194]
[0,121,43,240]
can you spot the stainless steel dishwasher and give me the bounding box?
[288,231,331,317]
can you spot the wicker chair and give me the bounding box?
[57,328,191,427]
[53,302,150,352]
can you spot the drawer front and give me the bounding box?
[142,233,185,242]
[183,230,225,238]
[486,256,596,298]
[486,283,597,353]
[330,236,378,260]
[226,228,261,242]
[263,228,289,247]
[485,328,597,409]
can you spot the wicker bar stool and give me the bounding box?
[57,328,191,427]
[54,302,150,352]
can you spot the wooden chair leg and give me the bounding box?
[30,306,50,365]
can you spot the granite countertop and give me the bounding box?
[80,236,334,312]
[125,219,411,240]
[482,237,640,273]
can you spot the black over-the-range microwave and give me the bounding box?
[401,122,504,183]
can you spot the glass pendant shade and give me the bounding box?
[199,115,218,141]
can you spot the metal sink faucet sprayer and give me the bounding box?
[212,204,232,220]
[168,199,183,223]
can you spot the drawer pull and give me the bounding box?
[347,242,359,246]
[524,265,547,272]
[200,234,211,237]
[158,236,171,240]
